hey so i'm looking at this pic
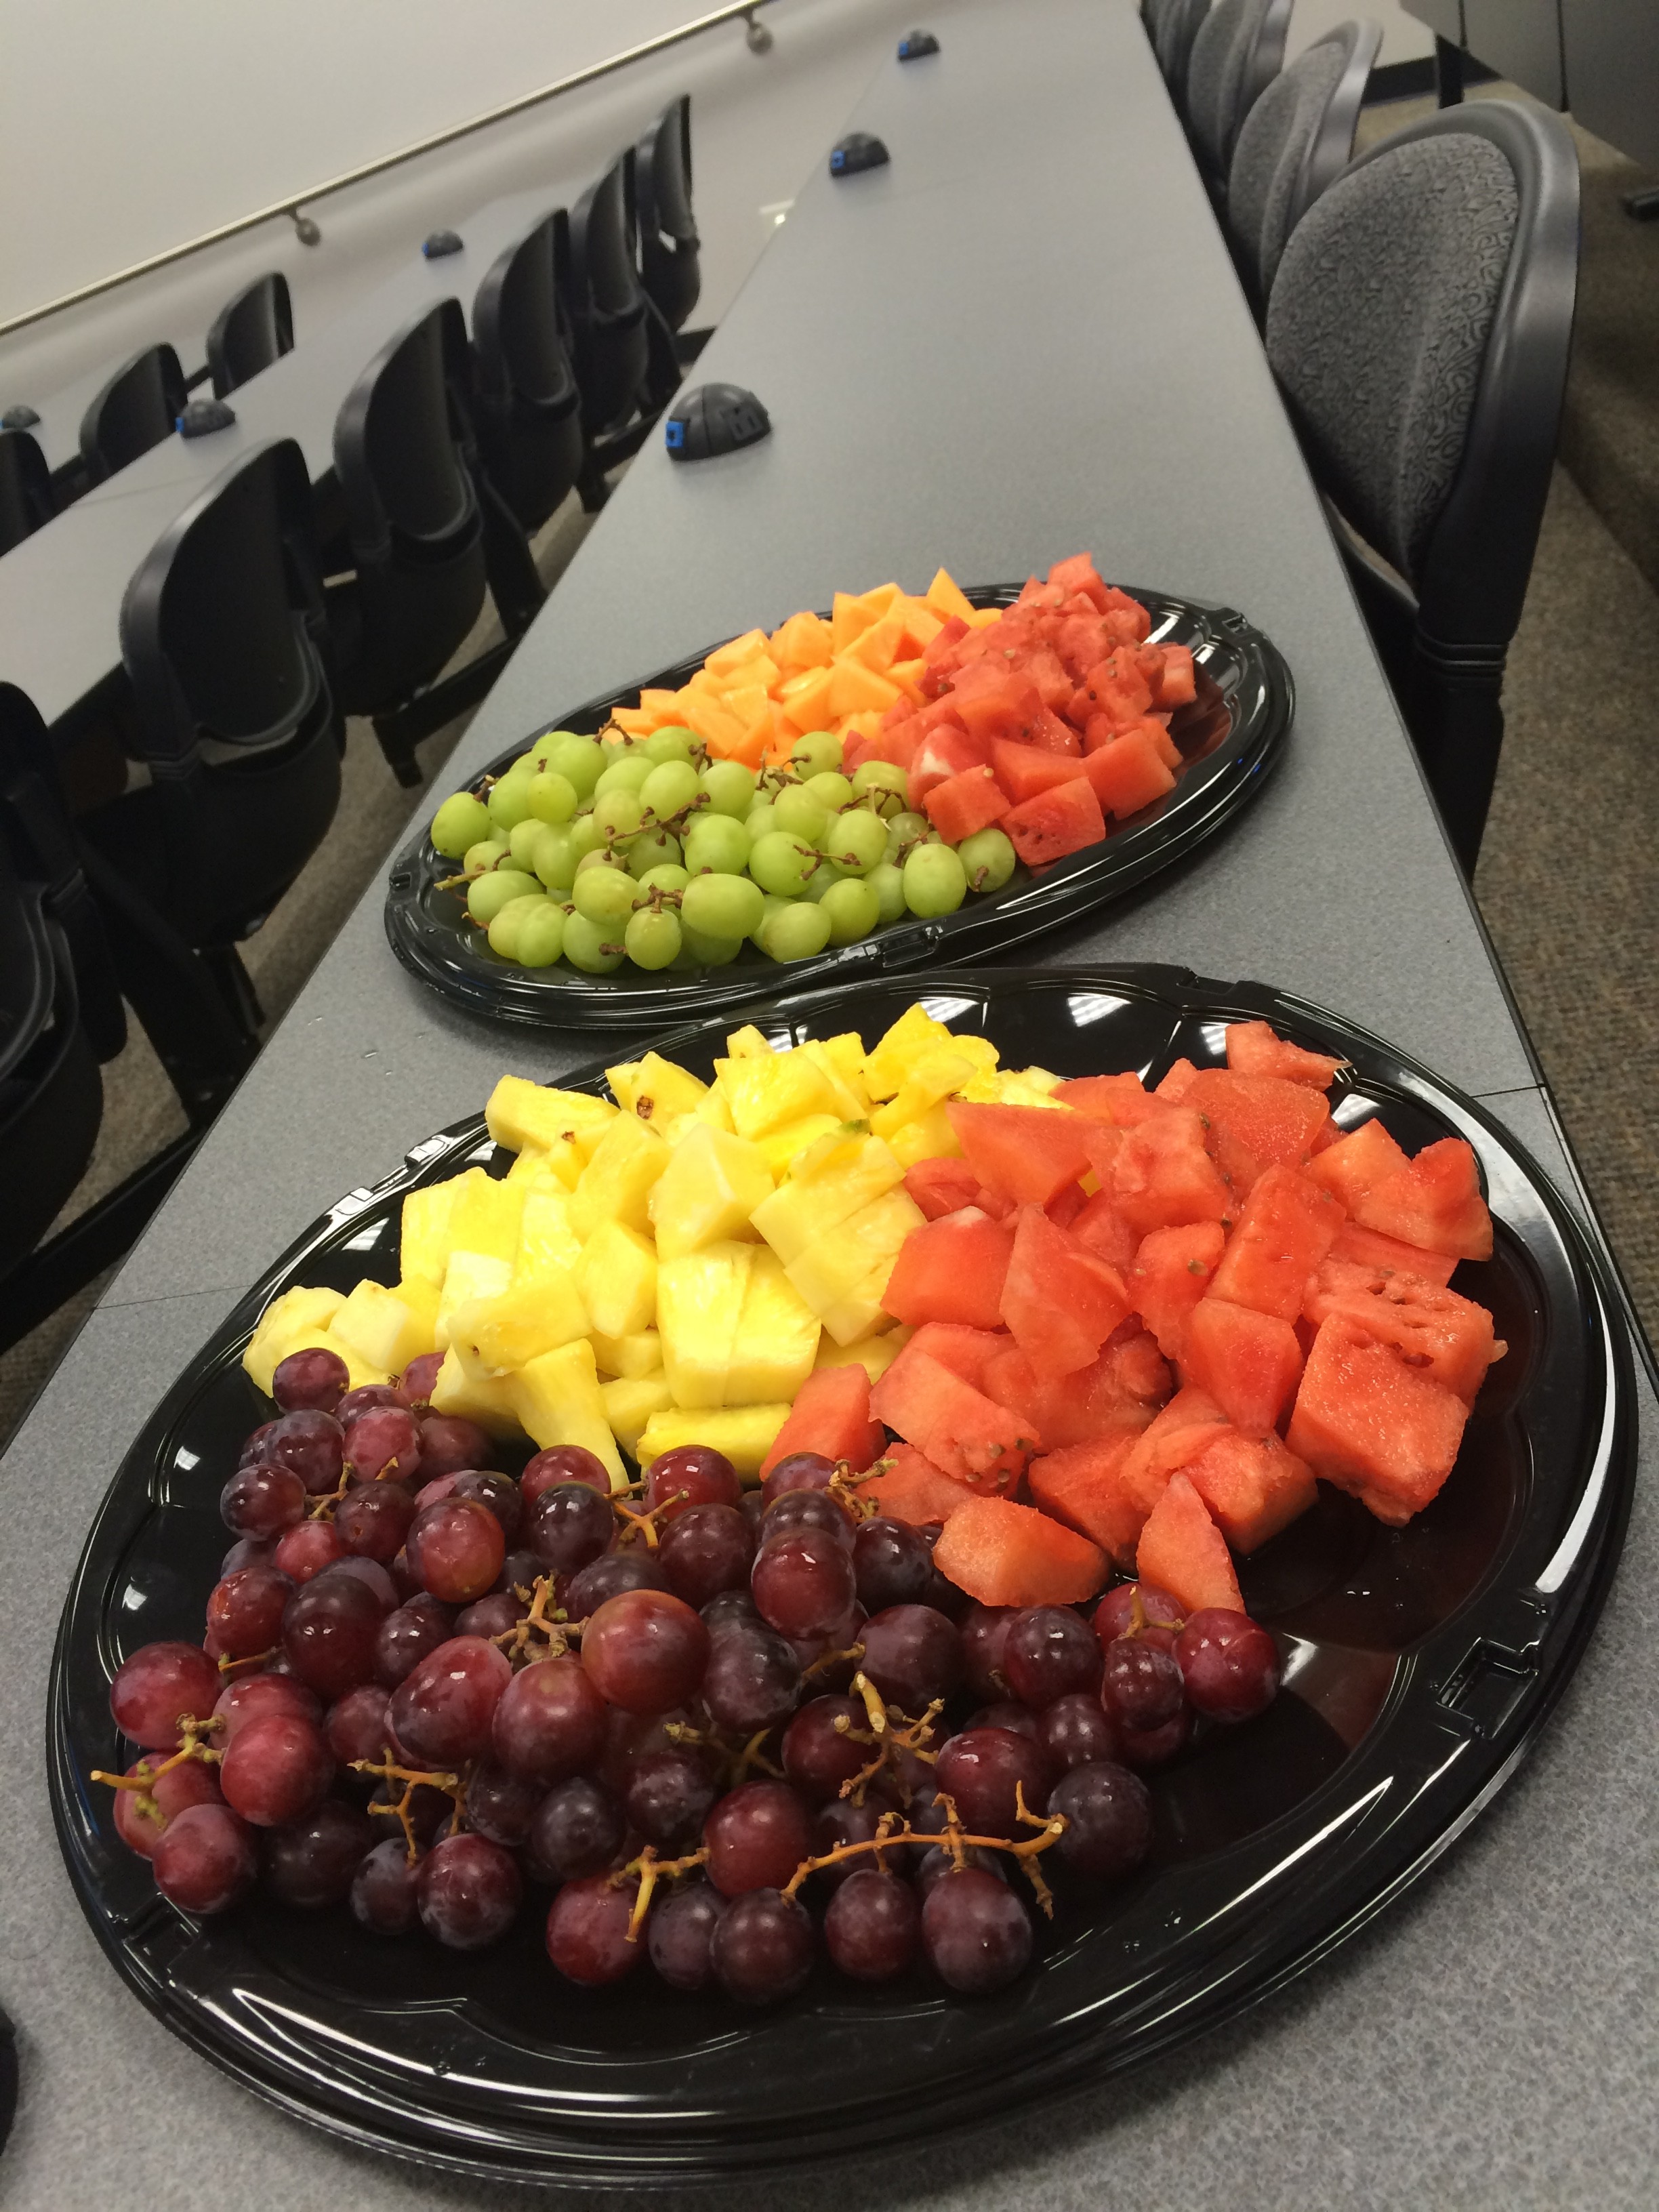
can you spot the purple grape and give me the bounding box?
[564,1547,665,1618]
[851,1517,935,1612]
[526,1778,624,1883]
[647,1880,726,1991]
[1004,1605,1103,1707]
[1050,1761,1153,1879]
[527,1482,615,1576]
[351,1837,422,1933]
[623,1748,717,1851]
[417,1832,522,1948]
[1100,1639,1185,1731]
[824,1868,920,1982]
[272,1346,349,1414]
[710,1887,815,2004]
[465,1760,545,1847]
[262,1799,375,1908]
[859,1605,964,1711]
[659,1503,753,1609]
[921,1866,1031,1993]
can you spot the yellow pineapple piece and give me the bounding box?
[648,1122,773,1259]
[569,1115,669,1240]
[724,1249,821,1404]
[445,1169,526,1267]
[724,1025,777,1059]
[958,1064,1065,1107]
[799,1036,872,1118]
[601,1373,674,1456]
[592,1328,663,1379]
[506,1142,583,1193]
[485,1076,617,1157]
[577,1221,657,1340]
[605,1051,710,1130]
[887,1102,961,1170]
[657,1242,754,1410]
[750,1130,905,1265]
[784,1188,924,1341]
[868,1046,985,1141]
[329,1280,436,1376]
[636,1403,792,1482]
[515,1188,584,1283]
[434,1250,514,1350]
[509,1339,624,1485]
[400,1181,463,1286]
[714,1049,838,1142]
[393,1273,442,1334]
[819,1258,905,1347]
[448,1269,591,1377]
[429,1350,524,1439]
[243,1285,349,1395]
[754,1113,843,1179]
[815,1326,912,1384]
[861,1005,956,1099]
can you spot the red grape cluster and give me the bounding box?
[98,1357,1283,2008]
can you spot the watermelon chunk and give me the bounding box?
[1080,727,1178,819]
[1071,1188,1138,1269]
[1053,1071,1162,1126]
[1302,1258,1504,1404]
[1224,1020,1345,1090]
[1128,1220,1227,1359]
[903,1156,981,1221]
[988,739,1082,805]
[1000,1206,1132,1378]
[924,764,1010,844]
[760,1364,884,1478]
[1208,1166,1344,1320]
[1002,778,1105,869]
[869,1348,1036,1490]
[1156,1059,1200,1101]
[1111,1107,1233,1237]
[945,1101,1095,1207]
[1184,1428,1317,1553]
[1181,1296,1304,1438]
[1306,1117,1410,1212]
[882,1208,1015,1332]
[908,722,993,808]
[1353,1139,1493,1262]
[1046,552,1112,611]
[854,1443,974,1526]
[1286,1315,1470,1524]
[1116,1385,1233,1525]
[981,1335,1162,1454]
[1181,1069,1331,1193]
[900,1322,1009,1392]
[1153,643,1197,708]
[1028,1433,1146,1561]
[1136,1472,1244,1614]
[933,1495,1108,1607]
[1328,1220,1457,1288]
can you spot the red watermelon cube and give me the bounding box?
[855,1443,975,1525]
[1110,1107,1233,1237]
[924,764,1011,844]
[1116,1385,1233,1528]
[903,1156,983,1221]
[1079,728,1178,820]
[1286,1315,1470,1524]
[1028,1432,1147,1561]
[933,1495,1108,1608]
[1136,1473,1244,1615]
[1001,778,1106,869]
[1181,1296,1304,1437]
[899,1323,1009,1392]
[1224,1020,1345,1090]
[760,1364,883,1478]
[908,722,992,808]
[1306,1117,1410,1212]
[1181,1069,1332,1193]
[1153,643,1197,707]
[1328,1220,1457,1288]
[1071,1187,1139,1269]
[882,1208,1015,1332]
[1128,1220,1227,1359]
[945,1101,1095,1208]
[1184,1428,1317,1553]
[999,1206,1132,1378]
[1208,1166,1345,1320]
[981,1333,1160,1454]
[1302,1258,1504,1404]
[869,1348,1036,1490]
[1354,1139,1493,1262]
[1053,1071,1162,1126]
[989,739,1083,806]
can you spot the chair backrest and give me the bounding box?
[1154,0,1213,96]
[0,428,55,554]
[79,344,187,484]
[335,298,479,553]
[1229,22,1381,300]
[206,271,295,398]
[635,96,700,331]
[1211,0,1293,168]
[472,209,583,532]
[563,152,650,434]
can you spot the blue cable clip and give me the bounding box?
[664,418,686,451]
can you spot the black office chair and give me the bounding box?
[327,298,514,785]
[1267,102,1580,873]
[636,97,701,337]
[79,344,187,485]
[206,272,295,397]
[1229,22,1381,307]
[0,428,55,554]
[1185,0,1292,179]
[562,153,657,508]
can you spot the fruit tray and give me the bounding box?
[47,968,1635,2187]
[382,588,1292,1029]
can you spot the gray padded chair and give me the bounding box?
[1149,0,1212,98]
[1267,102,1580,872]
[1186,0,1293,179]
[1229,21,1382,306]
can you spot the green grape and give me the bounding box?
[749,831,818,897]
[805,771,855,813]
[575,847,617,876]
[867,860,907,924]
[487,891,551,960]
[628,828,682,878]
[595,756,653,800]
[680,924,743,968]
[486,773,535,831]
[643,724,697,764]
[516,903,567,967]
[572,866,642,928]
[546,735,605,798]
[466,867,541,925]
[529,730,565,765]
[508,819,549,869]
[699,760,757,819]
[758,893,795,934]
[592,789,645,844]
[525,771,578,826]
[822,808,888,875]
[764,901,834,962]
[789,729,842,778]
[569,815,605,860]
[744,802,779,843]
[819,876,880,945]
[903,842,968,918]
[463,837,509,876]
[884,811,933,862]
[802,867,838,903]
[430,791,492,858]
[532,825,581,890]
[638,863,691,898]
[640,760,701,821]
[625,905,682,970]
[682,814,751,876]
[561,912,627,973]
[773,787,829,844]
[958,825,1017,893]
[851,762,909,819]
[681,872,764,941]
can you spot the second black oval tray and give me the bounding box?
[383,585,1292,1029]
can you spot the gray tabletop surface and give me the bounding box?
[2,3,1652,2205]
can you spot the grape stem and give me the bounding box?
[215,1644,280,1677]
[827,1467,879,1521]
[350,1748,468,1862]
[832,1681,943,1807]
[662,1720,784,1788]
[612,1489,687,1551]
[91,1713,225,1822]
[779,1787,1067,1913]
[613,1845,708,1942]
[490,1575,580,1664]
[799,1637,865,1685]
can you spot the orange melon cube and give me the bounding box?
[856,582,902,616]
[888,657,928,703]
[638,687,683,718]
[828,658,901,718]
[771,610,834,670]
[844,609,907,673]
[607,707,654,737]
[777,665,836,733]
[926,567,977,623]
[832,592,882,653]
[705,628,770,679]
[895,598,945,655]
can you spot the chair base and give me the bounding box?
[1435,35,1465,107]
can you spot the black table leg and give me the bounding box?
[1435,35,1465,107]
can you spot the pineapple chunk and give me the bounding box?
[445,1169,526,1266]
[509,1340,624,1484]
[887,1102,962,1170]
[714,1048,838,1142]
[400,1181,462,1286]
[243,1285,350,1395]
[515,1188,584,1283]
[724,1025,777,1059]
[393,1274,443,1336]
[958,1064,1065,1107]
[649,1122,773,1258]
[800,1035,872,1118]
[819,1257,905,1347]
[657,1242,754,1410]
[506,1142,583,1193]
[868,1046,984,1141]
[784,1187,924,1335]
[577,1221,657,1339]
[485,1075,617,1157]
[329,1280,436,1376]
[815,1326,912,1384]
[750,1130,905,1266]
[601,1373,674,1456]
[429,1350,524,1439]
[755,1113,843,1179]
[861,1006,958,1100]
[434,1250,514,1350]
[636,1402,792,1482]
[592,1328,663,1379]
[605,1051,710,1129]
[569,1115,669,1240]
[448,1271,591,1376]
[725,1249,821,1404]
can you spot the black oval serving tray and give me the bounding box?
[47,968,1634,2188]
[383,586,1291,1030]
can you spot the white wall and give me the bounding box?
[1286,0,1435,67]
[0,0,917,406]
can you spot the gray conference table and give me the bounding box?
[4,2,1656,2205]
